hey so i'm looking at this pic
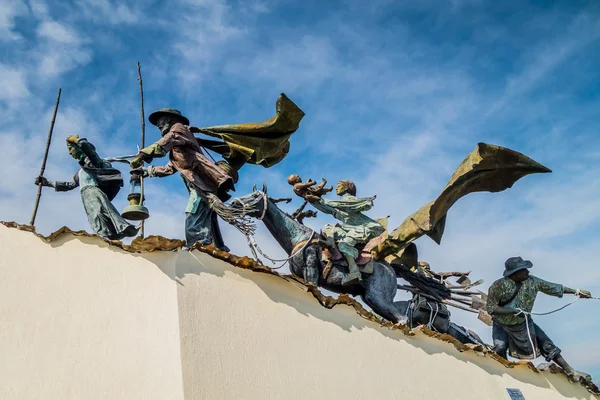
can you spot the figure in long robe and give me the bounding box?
[309,180,385,285]
[35,136,138,240]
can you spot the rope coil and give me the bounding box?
[231,190,317,269]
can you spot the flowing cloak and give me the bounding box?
[375,143,552,260]
[191,93,305,169]
[144,123,234,194]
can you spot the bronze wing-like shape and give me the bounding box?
[191,93,305,169]
[375,143,551,260]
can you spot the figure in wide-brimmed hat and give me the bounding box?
[130,108,234,250]
[486,256,593,382]
[35,135,138,240]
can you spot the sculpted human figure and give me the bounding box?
[287,174,331,202]
[130,108,235,250]
[34,136,138,240]
[486,256,593,382]
[307,180,385,285]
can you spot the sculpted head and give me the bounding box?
[156,115,177,136]
[148,108,189,136]
[509,268,530,282]
[287,174,302,185]
[336,180,356,196]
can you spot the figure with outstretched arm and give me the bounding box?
[34,135,138,240]
[130,108,235,250]
[486,256,593,382]
[307,180,385,286]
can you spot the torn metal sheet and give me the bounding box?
[375,143,551,259]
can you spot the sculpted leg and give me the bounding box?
[342,255,362,286]
[302,245,320,285]
[290,244,320,286]
[338,240,362,286]
[185,199,212,247]
[363,263,407,324]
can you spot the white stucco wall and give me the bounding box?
[0,224,595,400]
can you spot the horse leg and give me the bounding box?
[303,245,320,285]
[291,244,320,286]
[362,263,408,324]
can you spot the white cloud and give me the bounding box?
[72,0,143,25]
[0,0,28,41]
[29,19,93,77]
[0,64,30,100]
[37,20,82,45]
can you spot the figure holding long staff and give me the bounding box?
[35,135,139,240]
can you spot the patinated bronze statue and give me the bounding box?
[130,108,234,250]
[35,136,138,240]
[130,94,305,250]
[229,143,552,327]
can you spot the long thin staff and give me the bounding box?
[137,62,145,238]
[30,88,62,227]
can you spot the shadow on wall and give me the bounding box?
[17,229,597,399]
[170,245,590,399]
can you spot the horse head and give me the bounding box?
[229,183,268,220]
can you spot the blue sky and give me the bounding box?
[1,0,599,382]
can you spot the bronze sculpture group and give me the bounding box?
[33,95,594,384]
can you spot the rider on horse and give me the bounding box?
[307,180,385,286]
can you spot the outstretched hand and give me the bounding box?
[130,156,145,169]
[577,289,592,298]
[34,176,51,187]
[131,167,150,178]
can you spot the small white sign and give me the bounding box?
[506,388,525,399]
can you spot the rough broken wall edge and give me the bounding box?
[1,220,598,396]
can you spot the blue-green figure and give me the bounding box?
[35,136,138,240]
[310,180,385,285]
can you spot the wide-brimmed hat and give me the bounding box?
[148,108,189,126]
[503,256,533,277]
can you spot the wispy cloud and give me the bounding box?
[0,0,29,41]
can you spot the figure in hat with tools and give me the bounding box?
[129,94,305,251]
[129,108,235,251]
[486,256,593,382]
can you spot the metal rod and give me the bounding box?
[449,289,482,295]
[137,62,145,238]
[442,300,479,314]
[450,296,472,306]
[398,284,479,314]
[30,88,62,227]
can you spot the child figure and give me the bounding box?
[287,174,332,202]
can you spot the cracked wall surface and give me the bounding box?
[0,222,597,399]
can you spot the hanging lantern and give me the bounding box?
[121,169,149,220]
